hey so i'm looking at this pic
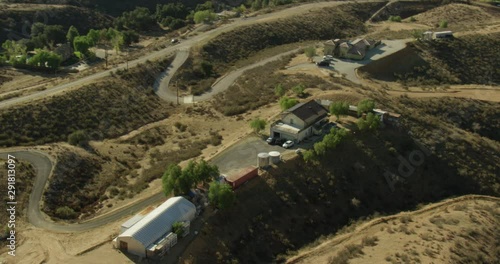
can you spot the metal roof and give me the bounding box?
[121,214,145,231]
[119,197,196,248]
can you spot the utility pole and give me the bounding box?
[176,81,179,105]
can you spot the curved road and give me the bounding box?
[1,151,166,232]
[156,48,301,103]
[0,0,393,233]
[0,0,354,110]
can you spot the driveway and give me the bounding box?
[314,39,408,83]
[154,49,190,102]
[210,136,290,173]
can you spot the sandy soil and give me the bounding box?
[287,195,500,264]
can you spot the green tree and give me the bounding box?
[304,46,316,61]
[172,221,185,236]
[28,50,62,70]
[193,10,217,24]
[249,117,267,133]
[86,29,100,46]
[66,26,80,44]
[329,101,349,120]
[162,164,188,196]
[311,128,348,157]
[1,40,27,60]
[73,36,92,55]
[302,149,316,163]
[67,130,89,146]
[357,112,381,132]
[274,83,285,97]
[193,160,219,185]
[43,25,66,45]
[195,1,214,12]
[115,7,156,31]
[155,3,189,21]
[208,182,235,210]
[292,84,306,97]
[252,0,262,10]
[122,30,140,46]
[279,96,299,110]
[357,99,375,116]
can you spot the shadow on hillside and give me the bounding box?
[187,129,483,263]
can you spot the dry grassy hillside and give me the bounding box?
[0,58,174,147]
[359,33,500,85]
[0,4,113,43]
[0,160,35,251]
[410,3,498,29]
[180,95,499,262]
[288,196,500,264]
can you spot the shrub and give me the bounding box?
[249,117,267,133]
[279,96,299,110]
[388,15,402,22]
[55,206,77,219]
[439,20,448,28]
[67,130,89,146]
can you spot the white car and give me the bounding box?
[282,140,294,149]
[323,55,334,61]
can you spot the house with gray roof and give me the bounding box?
[270,100,329,142]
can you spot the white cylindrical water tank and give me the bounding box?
[269,151,281,164]
[258,152,270,167]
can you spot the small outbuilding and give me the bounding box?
[115,197,196,258]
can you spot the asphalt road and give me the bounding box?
[0,0,393,233]
[154,49,190,102]
[0,0,350,110]
[0,137,288,232]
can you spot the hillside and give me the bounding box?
[174,1,386,95]
[4,0,220,16]
[0,57,175,147]
[0,4,113,43]
[410,3,499,29]
[180,93,499,262]
[359,33,500,85]
[287,196,500,264]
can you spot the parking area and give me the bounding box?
[313,39,408,83]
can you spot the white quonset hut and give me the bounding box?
[115,197,196,257]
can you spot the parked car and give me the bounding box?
[171,38,179,43]
[282,140,294,149]
[316,60,330,66]
[323,55,334,61]
[266,137,276,145]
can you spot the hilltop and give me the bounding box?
[288,196,500,264]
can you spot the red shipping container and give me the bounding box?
[223,166,258,189]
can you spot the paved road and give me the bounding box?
[0,137,288,232]
[154,49,190,102]
[0,0,352,110]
